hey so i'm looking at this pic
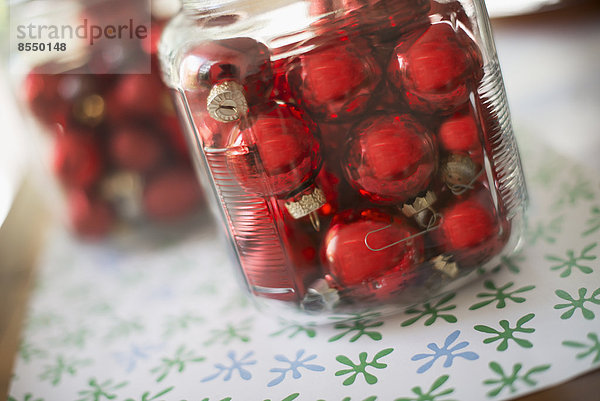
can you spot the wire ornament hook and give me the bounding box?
[447,168,484,195]
[309,211,321,232]
[364,218,441,252]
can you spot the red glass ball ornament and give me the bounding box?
[438,108,480,153]
[308,0,430,42]
[313,166,341,217]
[283,225,321,286]
[227,102,320,197]
[435,193,507,266]
[143,18,165,55]
[286,40,381,123]
[143,167,203,221]
[109,125,164,172]
[22,71,67,127]
[106,74,165,121]
[270,58,295,103]
[160,114,190,158]
[323,209,423,287]
[53,132,103,189]
[343,113,438,204]
[442,199,494,249]
[67,189,115,239]
[345,0,431,39]
[183,37,272,107]
[388,22,483,114]
[317,122,352,163]
[429,0,473,31]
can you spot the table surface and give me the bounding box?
[2,1,600,400]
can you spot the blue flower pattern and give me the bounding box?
[113,344,162,373]
[267,350,325,387]
[201,351,256,382]
[412,330,479,373]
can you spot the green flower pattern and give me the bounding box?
[554,288,600,320]
[483,362,551,398]
[554,174,595,207]
[546,243,597,278]
[335,348,393,385]
[8,394,44,401]
[395,375,456,401]
[39,356,92,386]
[469,281,535,310]
[474,313,536,351]
[203,318,253,346]
[76,378,128,401]
[270,319,317,339]
[150,345,205,382]
[18,342,47,363]
[123,386,175,401]
[401,293,457,327]
[562,332,600,364]
[527,216,563,245]
[582,206,600,236]
[329,312,384,342]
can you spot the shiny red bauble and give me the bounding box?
[323,209,423,287]
[106,74,166,121]
[67,189,115,239]
[286,39,381,123]
[53,132,103,189]
[438,107,480,153]
[343,0,430,39]
[441,199,494,248]
[388,22,483,114]
[227,102,320,197]
[109,125,164,172]
[184,37,273,106]
[143,167,204,221]
[435,193,506,266]
[342,113,438,204]
[22,71,67,126]
[309,0,430,42]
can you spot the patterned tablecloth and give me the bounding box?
[6,124,600,401]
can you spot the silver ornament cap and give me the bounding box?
[441,154,478,195]
[431,254,459,278]
[207,80,249,122]
[301,279,340,312]
[401,190,438,228]
[284,187,326,219]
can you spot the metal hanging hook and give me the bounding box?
[448,168,484,195]
[364,220,441,252]
[309,211,321,232]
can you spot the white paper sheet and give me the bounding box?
[8,129,600,401]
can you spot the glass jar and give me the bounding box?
[159,0,527,317]
[8,0,205,240]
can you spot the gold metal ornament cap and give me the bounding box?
[431,254,459,279]
[401,191,438,228]
[100,172,144,221]
[284,187,326,219]
[401,191,437,218]
[206,80,249,122]
[73,94,105,127]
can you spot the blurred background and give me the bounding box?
[1,0,599,398]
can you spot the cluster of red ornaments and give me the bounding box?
[184,0,512,309]
[23,19,203,239]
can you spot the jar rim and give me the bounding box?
[181,0,297,15]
